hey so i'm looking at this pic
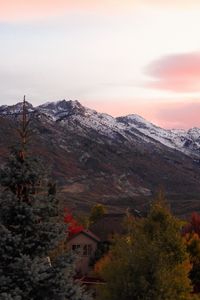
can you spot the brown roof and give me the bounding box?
[90,213,126,242]
[74,276,105,285]
[68,229,100,243]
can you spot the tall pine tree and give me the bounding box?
[0,97,90,300]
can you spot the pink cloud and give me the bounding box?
[139,102,200,129]
[145,52,200,93]
[125,100,200,129]
[153,102,200,129]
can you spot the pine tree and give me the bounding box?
[0,97,90,300]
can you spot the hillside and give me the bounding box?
[1,100,200,216]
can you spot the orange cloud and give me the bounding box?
[0,0,72,21]
[0,0,132,21]
[145,52,200,93]
[0,0,199,22]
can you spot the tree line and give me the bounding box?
[94,193,200,300]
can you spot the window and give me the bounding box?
[72,244,81,252]
[83,244,92,256]
[72,244,93,256]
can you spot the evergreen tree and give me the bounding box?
[96,196,193,300]
[0,98,90,300]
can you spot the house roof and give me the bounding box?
[68,229,100,243]
[74,276,105,285]
[89,210,145,242]
[90,213,126,242]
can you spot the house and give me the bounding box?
[67,210,143,276]
[67,229,100,275]
[90,210,144,242]
[89,213,126,242]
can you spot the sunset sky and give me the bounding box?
[1,1,200,128]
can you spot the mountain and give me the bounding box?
[1,99,200,217]
[117,115,200,159]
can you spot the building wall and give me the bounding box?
[68,233,98,275]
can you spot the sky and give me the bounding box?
[1,1,200,129]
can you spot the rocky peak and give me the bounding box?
[0,101,34,115]
[117,114,155,130]
[37,99,85,120]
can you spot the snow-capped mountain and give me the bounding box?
[1,99,200,158]
[39,100,200,159]
[0,101,34,115]
[1,99,200,217]
[37,100,85,121]
[117,115,200,158]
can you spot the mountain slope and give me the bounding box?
[0,99,200,216]
[117,115,200,159]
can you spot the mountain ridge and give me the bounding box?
[1,99,200,159]
[1,99,200,216]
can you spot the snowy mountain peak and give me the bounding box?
[37,99,85,121]
[0,101,34,115]
[121,114,148,123]
[117,114,157,130]
[187,127,200,139]
[39,99,82,110]
[116,113,200,158]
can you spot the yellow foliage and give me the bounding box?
[94,252,112,274]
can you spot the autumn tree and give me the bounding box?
[64,209,84,237]
[183,212,200,292]
[89,203,107,225]
[183,213,200,237]
[96,198,193,300]
[0,98,90,300]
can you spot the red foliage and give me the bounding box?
[183,212,200,237]
[64,209,84,237]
